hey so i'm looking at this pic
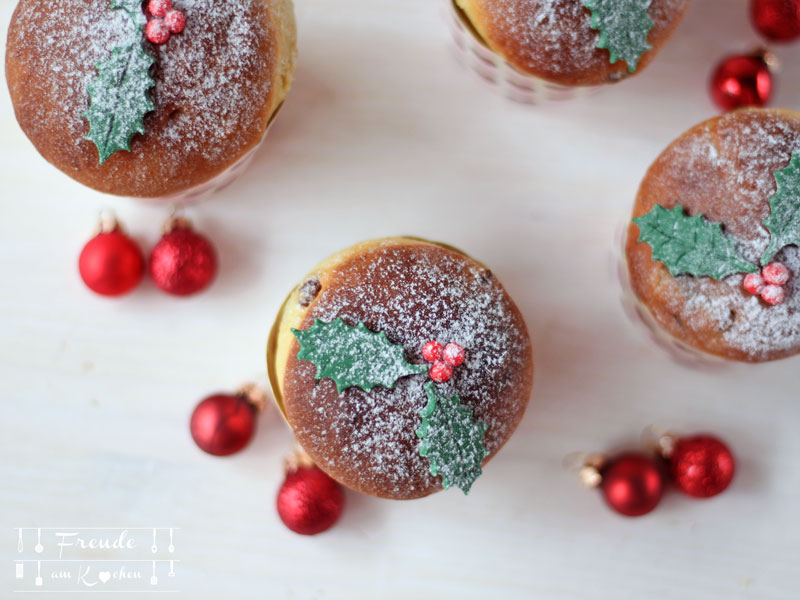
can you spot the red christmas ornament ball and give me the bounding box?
[710,54,772,112]
[669,435,735,498]
[601,453,664,517]
[190,394,256,456]
[751,0,800,41]
[149,226,217,296]
[79,230,144,297]
[277,466,344,535]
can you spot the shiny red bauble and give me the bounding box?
[710,54,773,112]
[149,225,217,296]
[79,230,145,297]
[668,435,735,498]
[751,0,800,41]
[190,394,256,456]
[601,453,665,517]
[277,466,344,535]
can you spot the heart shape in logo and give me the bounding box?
[98,571,111,584]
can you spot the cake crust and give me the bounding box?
[269,238,534,499]
[5,0,296,197]
[626,108,800,363]
[454,0,689,86]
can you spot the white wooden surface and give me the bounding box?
[2,1,800,598]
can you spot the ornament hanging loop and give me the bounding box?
[236,382,268,414]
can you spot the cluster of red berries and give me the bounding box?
[145,0,186,45]
[743,262,791,306]
[421,341,466,383]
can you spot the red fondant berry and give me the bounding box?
[147,0,172,18]
[165,10,186,34]
[422,341,443,363]
[146,19,171,45]
[442,343,465,367]
[743,272,766,295]
[762,262,790,286]
[429,361,453,383]
[762,284,786,306]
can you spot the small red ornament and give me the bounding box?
[429,361,454,383]
[147,0,172,18]
[601,453,664,517]
[165,10,186,34]
[442,342,465,367]
[146,19,171,45]
[79,217,144,297]
[762,284,786,305]
[149,217,217,296]
[422,341,443,363]
[762,262,790,286]
[190,392,258,456]
[751,0,800,41]
[667,435,735,498]
[277,464,344,535]
[710,53,773,112]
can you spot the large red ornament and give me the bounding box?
[149,219,217,296]
[751,0,800,41]
[79,228,144,297]
[710,54,773,112]
[601,453,664,517]
[667,435,735,498]
[277,466,344,535]
[190,394,256,456]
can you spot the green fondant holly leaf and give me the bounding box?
[761,153,800,266]
[633,205,758,280]
[416,381,488,495]
[83,1,155,164]
[291,319,427,394]
[584,0,654,73]
[110,0,147,27]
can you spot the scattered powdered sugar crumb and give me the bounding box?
[646,111,800,359]
[289,243,530,495]
[481,0,688,75]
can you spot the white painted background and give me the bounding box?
[1,0,799,598]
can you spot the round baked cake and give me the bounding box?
[453,0,690,86]
[626,108,800,363]
[5,0,296,198]
[268,238,534,499]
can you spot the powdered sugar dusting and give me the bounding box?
[284,242,532,498]
[8,0,280,180]
[475,0,688,81]
[635,110,800,360]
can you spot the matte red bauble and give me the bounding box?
[277,466,344,535]
[190,394,256,456]
[668,435,735,498]
[751,0,800,41]
[150,222,217,296]
[79,229,144,297]
[601,453,665,517]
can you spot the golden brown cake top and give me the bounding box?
[278,240,534,499]
[457,0,689,85]
[627,109,800,362]
[5,0,295,197]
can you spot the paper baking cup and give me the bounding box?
[445,0,600,104]
[616,222,728,370]
[138,102,284,205]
